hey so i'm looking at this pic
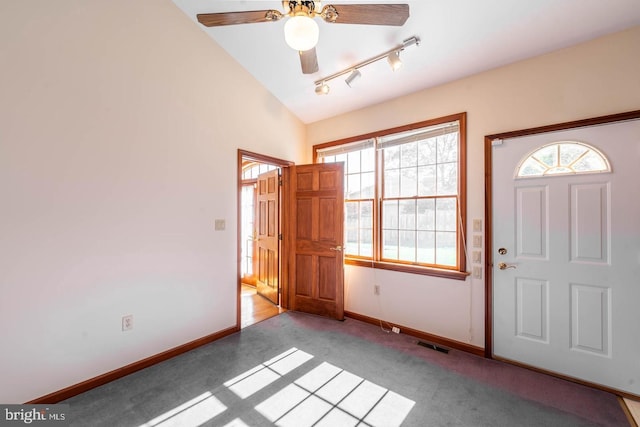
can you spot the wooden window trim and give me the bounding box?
[314,112,468,279]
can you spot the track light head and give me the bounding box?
[345,69,361,87]
[315,82,330,95]
[387,50,403,71]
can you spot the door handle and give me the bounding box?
[498,262,516,270]
[329,246,343,251]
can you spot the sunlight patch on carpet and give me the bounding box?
[224,347,313,399]
[253,357,415,427]
[138,392,226,427]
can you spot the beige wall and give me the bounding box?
[0,0,306,403]
[307,26,640,348]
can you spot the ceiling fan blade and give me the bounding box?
[197,10,282,27]
[322,4,409,26]
[300,48,319,75]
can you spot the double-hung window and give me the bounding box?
[314,113,467,279]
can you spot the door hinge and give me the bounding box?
[279,179,283,186]
[278,234,283,240]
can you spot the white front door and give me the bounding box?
[492,119,640,395]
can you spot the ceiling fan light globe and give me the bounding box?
[284,16,319,51]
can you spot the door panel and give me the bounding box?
[288,163,345,320]
[492,119,640,395]
[255,169,279,305]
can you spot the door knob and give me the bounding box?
[498,262,516,270]
[329,246,343,251]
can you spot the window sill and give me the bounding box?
[344,258,470,281]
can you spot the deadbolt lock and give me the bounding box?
[498,248,507,255]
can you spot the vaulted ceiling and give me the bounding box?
[172,1,640,124]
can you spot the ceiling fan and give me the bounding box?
[196,1,410,75]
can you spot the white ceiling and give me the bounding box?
[171,0,640,124]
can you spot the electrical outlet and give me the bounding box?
[392,326,400,334]
[122,315,133,331]
[374,284,380,295]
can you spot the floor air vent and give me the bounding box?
[417,341,449,354]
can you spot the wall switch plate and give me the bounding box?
[473,219,482,232]
[214,219,225,231]
[122,315,133,331]
[473,235,482,248]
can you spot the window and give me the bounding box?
[516,141,610,177]
[314,113,467,279]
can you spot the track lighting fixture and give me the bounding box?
[387,50,403,71]
[344,69,361,87]
[315,82,330,95]
[313,36,419,95]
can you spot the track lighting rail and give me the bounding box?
[314,36,420,93]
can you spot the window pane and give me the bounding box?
[417,231,435,264]
[437,162,457,195]
[385,145,400,168]
[399,200,416,230]
[573,150,607,172]
[346,228,359,254]
[435,231,456,266]
[359,202,373,257]
[400,167,417,197]
[361,171,375,198]
[383,200,398,229]
[361,147,375,172]
[360,228,373,257]
[438,133,458,163]
[560,143,588,165]
[417,198,435,230]
[418,165,436,196]
[384,168,400,198]
[400,141,417,167]
[516,142,610,177]
[399,230,416,262]
[347,174,361,199]
[418,139,436,165]
[533,145,558,168]
[334,153,347,165]
[347,150,361,174]
[383,229,398,259]
[436,198,457,232]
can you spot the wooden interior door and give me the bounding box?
[287,163,345,320]
[255,169,279,305]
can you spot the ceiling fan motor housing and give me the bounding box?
[283,1,320,16]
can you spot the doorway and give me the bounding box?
[238,150,292,328]
[484,110,640,395]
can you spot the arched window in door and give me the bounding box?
[516,141,611,178]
